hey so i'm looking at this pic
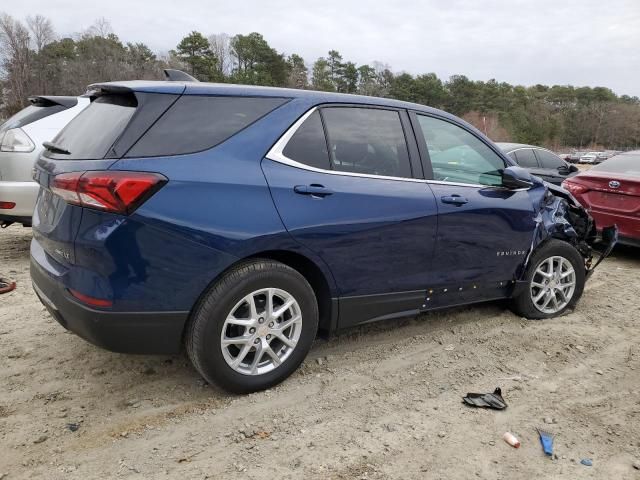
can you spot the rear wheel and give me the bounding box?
[510,239,586,319]
[186,259,318,393]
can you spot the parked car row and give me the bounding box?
[557,150,620,164]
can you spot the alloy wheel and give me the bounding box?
[220,288,302,375]
[530,255,576,314]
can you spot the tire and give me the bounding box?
[510,239,586,320]
[186,259,318,394]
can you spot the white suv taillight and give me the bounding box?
[0,128,35,152]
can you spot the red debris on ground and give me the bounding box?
[0,278,16,294]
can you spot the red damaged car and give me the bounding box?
[563,151,640,247]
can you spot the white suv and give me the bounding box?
[0,96,89,227]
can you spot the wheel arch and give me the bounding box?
[185,249,338,340]
[245,250,337,336]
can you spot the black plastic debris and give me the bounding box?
[463,387,507,410]
[67,423,80,432]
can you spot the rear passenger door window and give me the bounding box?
[321,107,412,178]
[535,149,564,169]
[514,149,539,168]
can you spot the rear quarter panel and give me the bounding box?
[90,98,337,311]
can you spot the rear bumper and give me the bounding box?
[617,235,640,248]
[590,209,639,243]
[30,249,189,354]
[0,181,39,218]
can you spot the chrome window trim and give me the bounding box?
[265,106,493,189]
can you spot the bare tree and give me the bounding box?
[26,15,55,93]
[85,17,113,38]
[26,15,54,52]
[0,13,31,111]
[208,33,232,77]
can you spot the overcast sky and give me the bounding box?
[8,0,640,96]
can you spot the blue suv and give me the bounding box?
[30,81,615,393]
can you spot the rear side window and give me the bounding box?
[50,95,137,160]
[514,149,539,168]
[535,149,564,169]
[321,107,412,178]
[127,96,288,157]
[282,111,330,170]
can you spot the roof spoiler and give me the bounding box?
[28,96,78,108]
[163,69,199,82]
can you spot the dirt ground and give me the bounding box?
[1,224,639,480]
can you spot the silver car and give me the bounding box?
[580,152,599,164]
[0,96,89,227]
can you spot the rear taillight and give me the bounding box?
[562,180,589,196]
[0,201,16,210]
[51,171,167,214]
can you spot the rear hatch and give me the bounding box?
[32,84,184,265]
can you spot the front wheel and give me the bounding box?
[186,259,319,393]
[510,239,586,319]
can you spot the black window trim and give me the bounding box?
[266,103,425,182]
[409,110,513,188]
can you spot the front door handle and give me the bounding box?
[441,194,468,206]
[294,184,334,197]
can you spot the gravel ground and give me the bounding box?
[1,224,639,479]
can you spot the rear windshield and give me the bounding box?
[126,95,288,157]
[50,95,137,160]
[0,104,67,132]
[592,154,640,176]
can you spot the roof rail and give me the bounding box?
[163,69,200,82]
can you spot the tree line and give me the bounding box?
[1,13,639,150]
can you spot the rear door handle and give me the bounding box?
[441,194,468,206]
[294,184,334,197]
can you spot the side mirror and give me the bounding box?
[569,164,579,173]
[502,166,535,189]
[557,164,569,173]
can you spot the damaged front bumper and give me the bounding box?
[585,225,618,278]
[522,181,618,280]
